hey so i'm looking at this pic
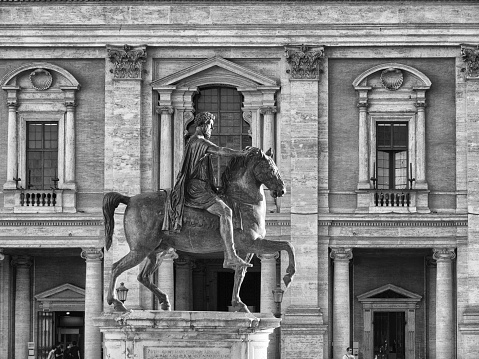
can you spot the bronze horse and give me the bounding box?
[103,147,295,312]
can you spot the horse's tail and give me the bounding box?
[103,192,131,251]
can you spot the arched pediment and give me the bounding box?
[151,56,277,89]
[352,62,431,89]
[1,62,80,89]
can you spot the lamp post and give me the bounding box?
[272,285,284,359]
[116,282,129,303]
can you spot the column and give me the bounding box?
[82,248,103,359]
[260,106,277,152]
[258,253,279,314]
[426,257,437,359]
[4,94,18,189]
[433,248,455,359]
[175,256,192,311]
[157,106,174,188]
[415,101,427,188]
[330,248,353,359]
[64,101,76,184]
[157,249,178,310]
[357,100,370,189]
[12,255,32,359]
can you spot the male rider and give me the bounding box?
[166,112,252,269]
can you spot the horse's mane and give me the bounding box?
[220,147,262,191]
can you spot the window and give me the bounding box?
[376,123,408,189]
[26,122,58,190]
[194,87,251,181]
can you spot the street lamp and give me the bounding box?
[272,284,284,317]
[116,282,129,303]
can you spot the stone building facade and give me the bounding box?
[0,1,478,359]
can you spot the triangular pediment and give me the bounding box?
[151,56,277,88]
[35,283,85,302]
[357,284,422,302]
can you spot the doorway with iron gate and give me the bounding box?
[373,311,405,359]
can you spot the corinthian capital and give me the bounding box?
[461,45,479,79]
[107,44,147,80]
[81,247,104,260]
[284,45,325,80]
[330,247,353,261]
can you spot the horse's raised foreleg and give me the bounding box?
[137,250,172,311]
[107,249,149,312]
[251,238,296,288]
[231,253,254,313]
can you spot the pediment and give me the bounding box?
[151,56,277,89]
[357,284,422,302]
[35,283,85,302]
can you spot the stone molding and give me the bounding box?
[0,220,103,226]
[461,44,479,79]
[107,44,147,80]
[319,220,467,227]
[330,247,353,261]
[432,247,456,261]
[284,44,324,80]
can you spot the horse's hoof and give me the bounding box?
[283,274,292,288]
[160,302,171,311]
[113,301,129,312]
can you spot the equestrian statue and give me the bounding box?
[103,112,296,312]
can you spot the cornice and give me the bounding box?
[0,219,103,226]
[320,220,468,227]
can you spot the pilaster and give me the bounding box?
[458,44,479,358]
[258,253,279,314]
[175,256,192,311]
[12,255,32,359]
[281,44,325,359]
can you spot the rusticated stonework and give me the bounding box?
[284,45,324,80]
[107,44,147,79]
[461,45,479,78]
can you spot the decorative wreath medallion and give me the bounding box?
[380,68,403,91]
[29,69,53,91]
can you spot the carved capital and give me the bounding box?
[175,256,191,267]
[415,102,426,109]
[7,100,18,109]
[357,101,369,110]
[260,106,277,116]
[461,45,479,79]
[107,44,147,80]
[284,45,324,80]
[65,101,77,110]
[155,106,174,115]
[81,247,103,260]
[330,247,353,261]
[11,255,32,267]
[257,252,280,261]
[433,248,456,262]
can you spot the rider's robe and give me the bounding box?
[163,134,217,232]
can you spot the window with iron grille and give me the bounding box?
[193,86,251,183]
[26,122,58,190]
[376,122,408,189]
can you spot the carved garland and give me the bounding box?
[107,44,147,79]
[461,45,479,78]
[284,45,324,80]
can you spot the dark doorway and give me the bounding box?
[217,271,260,312]
[373,312,405,359]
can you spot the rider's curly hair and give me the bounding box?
[194,112,215,127]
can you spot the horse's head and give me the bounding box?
[250,148,286,198]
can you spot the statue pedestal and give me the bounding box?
[94,311,280,359]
